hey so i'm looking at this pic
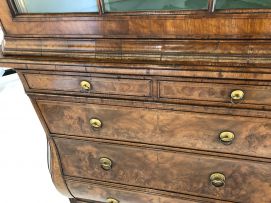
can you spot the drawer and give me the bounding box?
[55,138,271,203]
[159,80,271,106]
[67,179,197,203]
[37,100,271,159]
[24,73,151,97]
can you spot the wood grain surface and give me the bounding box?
[4,39,271,64]
[23,73,152,97]
[2,0,271,39]
[37,100,271,159]
[67,179,197,203]
[2,0,271,202]
[159,80,271,106]
[54,137,271,203]
[21,71,271,108]
[47,138,73,198]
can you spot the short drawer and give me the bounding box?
[67,179,196,203]
[55,138,271,203]
[37,100,271,159]
[24,73,151,97]
[159,80,271,106]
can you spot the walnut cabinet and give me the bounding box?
[0,0,271,202]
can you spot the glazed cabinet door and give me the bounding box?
[13,0,99,13]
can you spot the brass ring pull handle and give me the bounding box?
[106,198,119,203]
[210,173,226,187]
[89,118,102,129]
[100,157,113,171]
[231,90,244,104]
[80,80,92,91]
[219,131,235,145]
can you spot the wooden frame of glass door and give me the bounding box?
[1,0,271,39]
[8,0,271,17]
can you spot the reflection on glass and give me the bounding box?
[216,0,271,9]
[103,0,208,12]
[14,0,98,13]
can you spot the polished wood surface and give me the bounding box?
[3,38,271,67]
[20,71,271,107]
[37,99,271,159]
[67,179,199,203]
[159,80,271,106]
[17,70,271,112]
[47,138,73,198]
[2,0,271,39]
[24,73,152,97]
[55,137,271,203]
[1,0,271,202]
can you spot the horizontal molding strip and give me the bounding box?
[2,59,271,82]
[3,38,271,66]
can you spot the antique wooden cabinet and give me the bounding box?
[1,0,271,202]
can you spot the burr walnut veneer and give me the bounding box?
[0,0,271,202]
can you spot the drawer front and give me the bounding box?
[67,180,196,203]
[38,100,271,159]
[55,138,271,203]
[24,73,151,97]
[159,80,271,106]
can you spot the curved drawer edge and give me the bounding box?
[65,177,230,203]
[48,138,74,198]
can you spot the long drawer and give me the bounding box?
[67,179,197,203]
[55,137,271,203]
[37,100,271,159]
[23,73,152,97]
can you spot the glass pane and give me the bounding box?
[14,0,98,13]
[216,0,271,9]
[103,0,208,12]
